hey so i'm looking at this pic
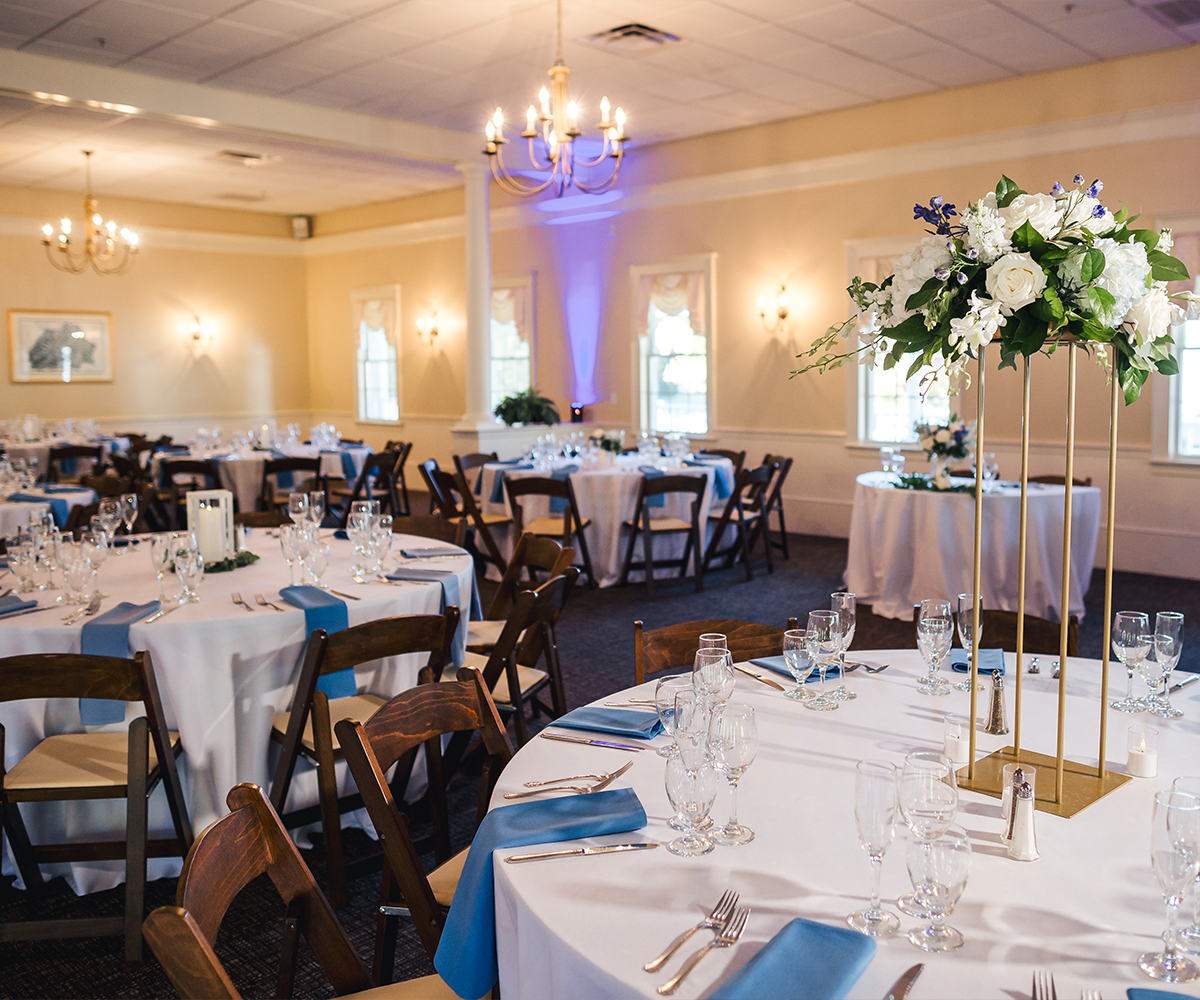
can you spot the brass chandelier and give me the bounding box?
[42,150,139,276]
[482,0,628,198]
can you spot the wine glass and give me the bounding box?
[906,825,971,952]
[307,490,326,530]
[847,760,901,937]
[307,540,331,589]
[831,592,857,701]
[98,500,122,550]
[783,628,815,701]
[664,756,718,858]
[655,675,692,759]
[916,599,953,696]
[1140,790,1200,983]
[1174,777,1200,953]
[8,538,35,594]
[1148,613,1185,719]
[370,515,394,571]
[707,704,758,846]
[897,751,959,917]
[148,533,172,601]
[80,529,109,597]
[119,492,139,537]
[953,594,981,692]
[279,524,300,587]
[60,542,91,605]
[698,632,726,649]
[693,648,735,715]
[1112,611,1152,713]
[173,539,205,603]
[804,610,841,712]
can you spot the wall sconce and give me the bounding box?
[758,285,788,334]
[416,312,439,346]
[189,315,215,352]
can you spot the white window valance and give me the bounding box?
[352,293,397,346]
[491,286,527,339]
[634,272,704,338]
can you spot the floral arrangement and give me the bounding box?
[917,414,974,460]
[896,472,972,494]
[166,550,259,574]
[796,173,1197,404]
[589,428,626,454]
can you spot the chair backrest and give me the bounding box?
[335,668,512,965]
[980,609,1080,657]
[1029,474,1093,488]
[260,458,322,508]
[761,454,793,508]
[420,460,464,519]
[391,514,466,546]
[340,452,402,519]
[511,567,580,670]
[47,445,104,482]
[634,618,787,685]
[486,532,574,619]
[453,452,498,479]
[79,473,133,497]
[163,459,221,490]
[143,783,372,1000]
[699,448,746,475]
[64,501,100,537]
[110,454,147,481]
[233,511,293,528]
[504,475,584,538]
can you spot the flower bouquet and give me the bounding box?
[796,173,1196,404]
[589,428,626,454]
[917,414,974,460]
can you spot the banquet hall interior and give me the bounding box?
[3,1,1200,997]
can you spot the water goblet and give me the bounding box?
[1174,777,1200,953]
[664,756,718,858]
[783,628,815,701]
[80,529,109,597]
[148,533,172,600]
[307,540,331,588]
[287,492,309,524]
[371,515,394,571]
[916,599,953,696]
[879,446,895,473]
[804,610,841,712]
[668,688,712,832]
[897,751,959,917]
[954,593,982,692]
[173,541,205,603]
[1112,611,1152,713]
[693,648,735,716]
[698,632,727,650]
[707,703,758,846]
[279,525,300,586]
[9,538,35,594]
[60,543,91,605]
[906,825,971,952]
[847,760,901,937]
[120,492,139,536]
[1140,790,1200,983]
[98,500,122,549]
[891,453,906,475]
[307,490,326,529]
[1149,613,1185,719]
[831,592,857,701]
[655,674,692,758]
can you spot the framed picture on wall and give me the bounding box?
[8,309,113,383]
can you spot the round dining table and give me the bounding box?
[845,471,1102,622]
[1,485,96,533]
[490,649,1195,999]
[0,532,476,894]
[0,435,128,479]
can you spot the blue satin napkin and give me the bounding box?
[434,788,647,999]
[400,546,464,559]
[279,586,355,697]
[475,458,524,494]
[684,458,733,498]
[385,568,479,666]
[950,648,1006,674]
[79,601,161,724]
[0,594,38,617]
[40,484,87,495]
[552,706,664,739]
[268,450,295,489]
[489,464,534,503]
[638,466,666,508]
[710,917,876,1000]
[1127,990,1200,999]
[333,529,348,540]
[339,450,357,480]
[548,464,578,516]
[750,656,840,682]
[8,493,69,527]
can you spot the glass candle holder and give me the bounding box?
[1128,726,1159,778]
[943,713,971,765]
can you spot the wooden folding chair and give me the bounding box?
[0,651,193,960]
[234,510,294,528]
[452,451,498,490]
[633,618,795,685]
[260,457,322,512]
[698,448,746,477]
[382,440,414,515]
[1029,474,1093,487]
[392,514,467,547]
[47,444,104,483]
[980,609,1080,657]
[162,458,223,528]
[504,475,597,588]
[268,610,459,910]
[466,532,573,653]
[337,667,512,985]
[618,473,705,598]
[701,463,776,581]
[756,453,794,560]
[420,459,511,576]
[334,452,404,527]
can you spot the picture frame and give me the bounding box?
[8,309,113,383]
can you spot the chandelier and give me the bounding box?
[42,150,139,276]
[482,0,628,198]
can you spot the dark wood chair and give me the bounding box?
[380,440,414,516]
[259,457,323,512]
[699,448,746,476]
[79,473,134,497]
[143,783,451,999]
[334,452,404,527]
[467,533,574,653]
[391,514,467,547]
[162,458,223,528]
[452,451,499,495]
[47,444,103,483]
[618,473,705,598]
[233,510,293,528]
[64,500,100,539]
[268,610,459,909]
[0,651,193,959]
[634,618,793,686]
[337,667,512,985]
[420,459,511,576]
[1029,474,1093,487]
[757,453,794,560]
[504,474,597,588]
[702,463,776,581]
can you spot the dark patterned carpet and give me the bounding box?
[3,533,1197,997]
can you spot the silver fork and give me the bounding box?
[502,761,633,799]
[1079,990,1102,1000]
[643,890,739,973]
[525,764,628,787]
[1032,970,1057,1000]
[63,594,101,625]
[231,592,255,612]
[657,907,749,995]
[255,594,285,612]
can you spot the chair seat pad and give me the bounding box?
[5,730,181,791]
[466,618,506,650]
[273,693,386,753]
[456,652,546,704]
[525,515,590,536]
[349,974,486,999]
[427,846,469,908]
[709,508,760,521]
[623,517,693,532]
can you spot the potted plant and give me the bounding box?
[494,388,559,427]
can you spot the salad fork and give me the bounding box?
[231,592,255,612]
[525,761,632,787]
[657,907,750,995]
[255,594,285,612]
[643,890,739,973]
[1032,970,1057,1000]
[503,761,633,799]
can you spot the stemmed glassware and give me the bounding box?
[307,490,326,531]
[119,493,139,539]
[279,524,300,587]
[1140,790,1200,983]
[707,704,758,846]
[80,529,109,597]
[954,593,981,692]
[59,541,90,604]
[148,533,172,601]
[97,501,122,550]
[654,674,693,758]
[1147,612,1185,719]
[1173,777,1200,953]
[804,610,841,712]
[287,492,309,524]
[666,688,712,833]
[916,599,953,696]
[783,628,815,701]
[173,536,205,603]
[897,751,959,918]
[847,760,901,937]
[8,536,35,594]
[906,825,971,952]
[664,755,719,858]
[1112,611,1152,713]
[307,538,331,588]
[370,514,394,572]
[693,648,735,716]
[831,592,857,701]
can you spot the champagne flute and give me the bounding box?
[1174,776,1200,954]
[655,674,692,759]
[954,593,981,692]
[847,760,902,938]
[916,599,953,696]
[1112,611,1152,713]
[307,540,331,589]
[906,825,971,952]
[307,490,326,530]
[707,704,758,846]
[120,492,139,537]
[287,492,309,525]
[1149,613,1185,719]
[1140,790,1200,983]
[805,610,841,712]
[98,500,122,550]
[897,751,959,917]
[673,689,709,771]
[831,591,857,701]
[664,756,718,857]
[148,533,172,601]
[783,628,815,701]
[81,528,108,597]
[279,524,300,587]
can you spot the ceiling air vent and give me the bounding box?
[585,23,680,54]
[216,149,278,168]
[214,191,267,203]
[1149,0,1200,25]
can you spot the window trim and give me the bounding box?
[1150,214,1200,468]
[351,283,401,425]
[628,253,717,437]
[490,272,537,413]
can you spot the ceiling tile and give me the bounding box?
[844,25,963,63]
[955,30,1094,73]
[784,2,900,43]
[915,2,1039,41]
[638,75,734,103]
[890,46,1012,87]
[20,37,125,65]
[133,0,249,17]
[1049,7,1187,56]
[362,0,533,41]
[994,0,1137,27]
[212,57,327,93]
[217,0,345,37]
[855,0,982,22]
[40,21,173,59]
[117,53,208,80]
[74,0,208,37]
[695,90,798,123]
[710,25,823,61]
[637,39,746,75]
[647,3,770,41]
[316,18,420,56]
[124,36,245,73]
[710,0,847,20]
[0,2,72,38]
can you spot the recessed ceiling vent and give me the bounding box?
[216,149,278,168]
[214,191,267,203]
[585,23,680,54]
[1149,0,1200,25]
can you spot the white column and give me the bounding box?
[457,161,492,428]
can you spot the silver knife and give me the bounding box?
[733,663,786,691]
[882,962,924,1000]
[1170,674,1200,694]
[539,732,643,752]
[0,605,56,621]
[504,843,658,864]
[328,588,361,601]
[145,602,182,624]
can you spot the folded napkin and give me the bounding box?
[434,788,647,999]
[684,458,733,498]
[0,594,38,617]
[279,586,354,697]
[385,567,479,666]
[400,546,464,559]
[268,450,295,489]
[549,465,578,516]
[710,917,876,1000]
[552,706,664,739]
[489,464,534,503]
[7,493,69,527]
[333,529,348,540]
[950,647,1006,675]
[751,656,840,683]
[1127,990,1199,1000]
[475,459,524,495]
[40,484,87,494]
[638,465,666,508]
[79,601,161,725]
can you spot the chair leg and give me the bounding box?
[125,717,149,961]
[760,514,775,575]
[689,526,703,592]
[277,898,303,998]
[545,625,567,717]
[508,662,529,747]
[374,863,400,985]
[1,799,45,891]
[618,511,640,588]
[775,507,790,559]
[739,520,754,581]
[311,692,348,910]
[642,511,656,599]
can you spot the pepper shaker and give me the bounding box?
[1007,781,1040,862]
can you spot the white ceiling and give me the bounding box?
[0,0,1195,215]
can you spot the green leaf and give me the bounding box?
[905,354,926,380]
[904,276,943,312]
[1039,246,1072,264]
[1131,229,1161,251]
[882,353,897,371]
[1011,220,1044,252]
[1080,248,1105,283]
[1088,286,1116,313]
[1114,206,1129,224]
[1147,250,1191,283]
[995,175,1025,209]
[1156,355,1180,376]
[1120,363,1150,405]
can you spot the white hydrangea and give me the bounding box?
[888,236,953,322]
[1062,196,1116,235]
[998,192,1063,240]
[1125,286,1173,360]
[963,200,1011,264]
[1159,228,1174,255]
[1057,238,1151,326]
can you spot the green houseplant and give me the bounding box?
[494,387,559,426]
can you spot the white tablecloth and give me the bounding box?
[0,436,126,479]
[845,471,1102,622]
[476,455,734,587]
[0,533,475,893]
[0,487,95,534]
[492,650,1197,999]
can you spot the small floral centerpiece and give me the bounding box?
[795,173,1196,404]
[917,414,974,460]
[589,428,626,454]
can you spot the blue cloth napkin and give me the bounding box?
[333,529,348,540]
[1127,990,1200,1000]
[489,464,534,503]
[475,459,523,495]
[710,917,876,1000]
[79,601,161,724]
[279,586,355,698]
[400,546,463,559]
[750,656,840,682]
[40,484,86,494]
[385,568,479,666]
[8,493,69,527]
[268,450,295,489]
[0,594,38,617]
[549,464,578,516]
[434,788,647,999]
[950,647,1006,674]
[684,458,733,499]
[638,466,666,509]
[552,706,664,739]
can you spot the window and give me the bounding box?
[352,285,400,423]
[1176,313,1200,457]
[1158,230,1200,463]
[490,278,534,413]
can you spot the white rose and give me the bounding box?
[998,192,1063,240]
[1125,286,1173,355]
[985,253,1048,313]
[935,428,951,444]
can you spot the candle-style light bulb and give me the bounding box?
[493,107,503,127]
[778,292,788,309]
[126,231,138,246]
[527,104,537,125]
[106,220,116,234]
[539,86,550,113]
[61,218,72,234]
[42,223,53,237]
[486,120,496,141]
[758,296,767,311]
[615,107,626,136]
[567,101,578,120]
[600,96,611,119]
[92,213,102,225]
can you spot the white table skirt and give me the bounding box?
[491,650,1196,1000]
[845,471,1102,622]
[1,488,94,534]
[476,455,734,587]
[0,436,125,479]
[0,532,475,894]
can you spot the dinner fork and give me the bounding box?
[525,761,632,787]
[502,761,633,799]
[255,593,286,612]
[1079,990,1102,1000]
[643,890,739,973]
[657,907,750,995]
[1032,970,1057,1000]
[63,594,101,625]
[231,592,255,612]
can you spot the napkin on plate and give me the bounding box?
[637,466,666,508]
[79,600,161,724]
[434,788,647,1000]
[7,493,69,527]
[385,567,479,666]
[950,647,1006,674]
[710,916,876,1000]
[750,656,840,682]
[0,594,38,617]
[551,706,664,739]
[489,465,534,503]
[400,546,464,559]
[279,586,354,697]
